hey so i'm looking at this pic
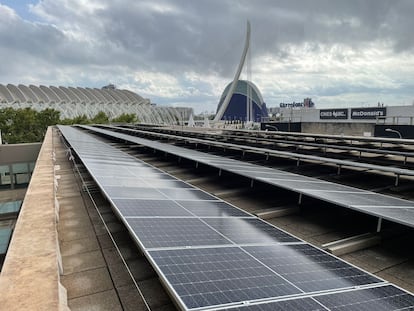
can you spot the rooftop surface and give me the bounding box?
[1,125,414,310]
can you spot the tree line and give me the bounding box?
[0,108,137,144]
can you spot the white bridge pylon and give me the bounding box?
[214,21,251,122]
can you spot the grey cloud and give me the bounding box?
[10,1,414,73]
[1,0,414,110]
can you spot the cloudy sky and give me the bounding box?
[1,0,414,113]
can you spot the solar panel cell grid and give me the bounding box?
[148,247,301,309]
[220,298,325,311]
[126,218,232,248]
[308,191,413,207]
[113,198,193,217]
[104,186,167,199]
[203,218,300,244]
[140,179,193,189]
[59,126,414,311]
[243,245,381,292]
[159,188,217,201]
[314,285,414,311]
[176,200,252,217]
[81,125,414,230]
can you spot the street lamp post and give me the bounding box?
[385,128,402,139]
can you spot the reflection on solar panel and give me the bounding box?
[113,199,193,217]
[203,218,299,244]
[81,125,414,229]
[176,201,252,217]
[59,125,414,311]
[243,244,380,292]
[125,218,232,248]
[222,285,414,310]
[148,247,301,309]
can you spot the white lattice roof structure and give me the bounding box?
[0,84,180,124]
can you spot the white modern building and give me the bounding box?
[0,84,181,124]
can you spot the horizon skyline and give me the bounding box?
[1,1,414,113]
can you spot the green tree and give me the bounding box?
[0,107,61,143]
[0,108,16,143]
[111,113,138,123]
[91,111,109,124]
[60,114,91,125]
[37,108,61,136]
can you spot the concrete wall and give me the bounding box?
[0,128,69,310]
[302,122,375,136]
[0,143,41,165]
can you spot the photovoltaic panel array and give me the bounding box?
[82,125,414,229]
[59,125,414,311]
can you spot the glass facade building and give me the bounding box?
[216,80,268,122]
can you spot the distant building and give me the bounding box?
[216,80,268,122]
[304,98,315,108]
[279,98,315,109]
[0,84,182,124]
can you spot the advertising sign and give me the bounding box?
[320,109,348,120]
[351,107,386,119]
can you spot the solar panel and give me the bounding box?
[176,200,253,217]
[261,179,364,192]
[91,168,136,178]
[139,179,193,189]
[125,218,232,248]
[148,247,301,309]
[103,186,167,199]
[306,191,414,207]
[59,126,414,311]
[243,244,381,292]
[314,285,414,310]
[81,125,414,230]
[94,177,144,188]
[220,298,324,310]
[159,188,218,201]
[203,218,300,244]
[112,198,193,217]
[86,159,138,165]
[221,285,414,311]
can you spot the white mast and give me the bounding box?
[214,21,251,121]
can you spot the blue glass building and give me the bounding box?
[216,80,268,122]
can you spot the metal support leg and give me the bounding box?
[298,193,303,204]
[395,174,400,187]
[250,179,254,188]
[377,218,382,233]
[266,153,269,161]
[337,165,342,175]
[218,169,222,177]
[195,162,199,169]
[297,159,300,166]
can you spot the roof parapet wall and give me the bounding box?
[0,127,69,310]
